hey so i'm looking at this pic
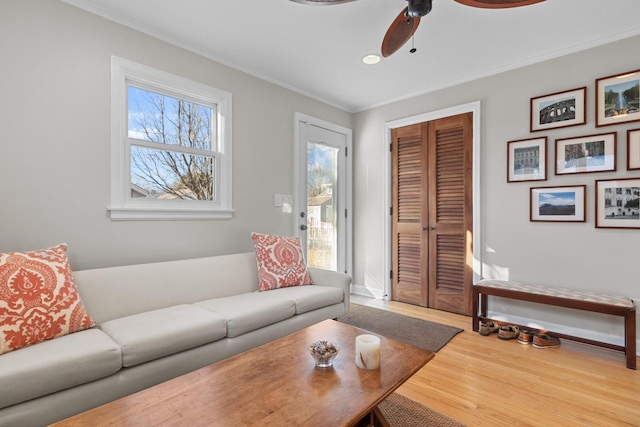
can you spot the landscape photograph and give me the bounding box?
[539,191,576,216]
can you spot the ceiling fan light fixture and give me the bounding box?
[407,0,433,18]
[362,54,381,65]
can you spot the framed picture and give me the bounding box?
[530,87,586,132]
[530,185,586,222]
[555,132,616,175]
[507,137,547,182]
[595,69,640,127]
[595,178,640,229]
[628,128,640,170]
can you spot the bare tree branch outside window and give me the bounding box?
[128,87,215,200]
[307,143,333,198]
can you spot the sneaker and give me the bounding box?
[532,333,561,349]
[517,330,534,345]
[498,325,520,340]
[478,321,499,336]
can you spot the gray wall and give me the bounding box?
[0,0,352,270]
[353,35,640,346]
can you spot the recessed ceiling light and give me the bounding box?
[362,54,381,65]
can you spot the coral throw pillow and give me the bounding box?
[0,244,95,355]
[252,232,313,291]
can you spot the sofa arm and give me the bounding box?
[308,268,352,314]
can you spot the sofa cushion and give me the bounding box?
[99,305,226,367]
[252,232,313,291]
[0,244,95,355]
[267,286,345,314]
[194,292,296,338]
[0,328,121,410]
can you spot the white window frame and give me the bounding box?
[109,56,233,220]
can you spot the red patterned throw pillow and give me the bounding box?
[252,232,313,291]
[0,244,95,355]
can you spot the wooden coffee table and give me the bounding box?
[51,320,434,426]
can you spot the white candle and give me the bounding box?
[355,334,380,370]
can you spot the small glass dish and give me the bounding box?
[308,340,340,368]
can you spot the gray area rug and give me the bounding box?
[381,393,467,427]
[337,303,463,352]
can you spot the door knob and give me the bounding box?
[300,224,308,231]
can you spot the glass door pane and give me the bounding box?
[306,142,339,270]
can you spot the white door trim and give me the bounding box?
[382,101,482,300]
[294,112,353,275]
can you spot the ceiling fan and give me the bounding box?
[290,0,545,57]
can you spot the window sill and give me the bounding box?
[108,206,234,221]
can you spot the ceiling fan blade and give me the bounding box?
[289,0,359,5]
[453,0,545,8]
[381,7,421,58]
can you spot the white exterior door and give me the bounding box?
[294,113,352,274]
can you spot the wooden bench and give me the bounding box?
[472,279,636,370]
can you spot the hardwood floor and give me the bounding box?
[351,295,640,427]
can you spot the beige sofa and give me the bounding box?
[0,252,351,426]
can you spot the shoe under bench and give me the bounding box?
[472,279,636,370]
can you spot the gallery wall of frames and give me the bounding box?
[507,68,640,230]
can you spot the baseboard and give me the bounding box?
[351,284,377,298]
[487,310,639,356]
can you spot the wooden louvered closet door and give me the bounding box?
[391,113,473,315]
[391,123,428,306]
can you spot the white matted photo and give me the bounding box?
[530,185,586,222]
[555,132,616,175]
[596,69,640,127]
[507,137,546,182]
[595,178,640,229]
[530,87,586,132]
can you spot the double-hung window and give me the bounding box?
[110,56,233,220]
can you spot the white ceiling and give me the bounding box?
[62,0,640,112]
